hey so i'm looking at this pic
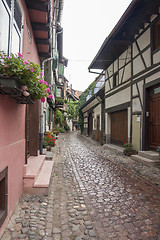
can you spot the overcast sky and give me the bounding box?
[62,0,132,92]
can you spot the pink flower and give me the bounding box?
[41,97,45,103]
[30,68,34,72]
[46,87,50,93]
[49,94,53,100]
[1,56,3,59]
[27,65,29,69]
[24,61,29,64]
[18,53,22,57]
[44,81,47,85]
[48,84,51,87]
[40,72,43,77]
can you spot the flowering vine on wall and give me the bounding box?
[0,51,53,102]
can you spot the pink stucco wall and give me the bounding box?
[0,0,41,237]
[21,0,40,65]
[0,96,25,237]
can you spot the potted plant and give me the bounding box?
[43,132,56,151]
[0,51,53,103]
[123,142,137,156]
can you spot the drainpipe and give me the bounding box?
[40,57,55,155]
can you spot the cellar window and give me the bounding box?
[0,167,8,227]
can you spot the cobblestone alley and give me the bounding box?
[2,132,160,240]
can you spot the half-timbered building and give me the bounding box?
[80,74,105,145]
[89,0,160,155]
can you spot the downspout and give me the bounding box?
[40,57,55,154]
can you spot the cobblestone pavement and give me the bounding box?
[2,132,160,240]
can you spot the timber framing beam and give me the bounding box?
[35,38,50,45]
[32,22,50,31]
[25,0,49,12]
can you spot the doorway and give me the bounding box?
[149,84,160,149]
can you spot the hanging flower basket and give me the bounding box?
[0,75,34,104]
[0,51,53,104]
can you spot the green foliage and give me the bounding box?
[56,97,65,105]
[78,80,96,108]
[55,110,64,126]
[77,78,97,133]
[64,123,70,131]
[43,132,56,148]
[123,142,133,152]
[66,100,79,120]
[79,110,84,134]
[53,125,65,133]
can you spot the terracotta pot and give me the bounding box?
[22,90,30,97]
[124,150,137,156]
[46,145,52,151]
[21,85,28,91]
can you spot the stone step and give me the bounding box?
[34,161,54,187]
[23,154,53,195]
[24,155,45,179]
[138,151,159,160]
[131,154,160,167]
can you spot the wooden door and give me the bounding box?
[149,84,160,149]
[96,115,100,141]
[88,113,93,137]
[111,110,128,145]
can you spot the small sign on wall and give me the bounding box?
[137,114,141,122]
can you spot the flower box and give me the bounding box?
[0,76,34,104]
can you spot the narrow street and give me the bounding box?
[2,132,160,240]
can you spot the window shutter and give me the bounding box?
[14,0,22,32]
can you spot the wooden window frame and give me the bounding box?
[113,73,119,88]
[153,19,160,51]
[0,166,8,227]
[1,0,22,55]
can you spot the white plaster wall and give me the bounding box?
[105,80,110,92]
[150,14,158,22]
[93,104,101,130]
[84,112,88,118]
[133,42,139,58]
[146,70,160,84]
[105,87,130,109]
[137,29,150,51]
[137,81,144,107]
[132,84,138,96]
[114,60,118,73]
[142,48,151,67]
[82,98,99,113]
[132,98,142,112]
[119,48,131,68]
[133,55,145,75]
[108,64,113,77]
[153,50,160,64]
[122,62,131,82]
[105,112,111,136]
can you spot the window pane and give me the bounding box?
[12,25,20,54]
[0,2,9,53]
[57,88,61,97]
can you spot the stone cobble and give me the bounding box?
[1,131,160,240]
